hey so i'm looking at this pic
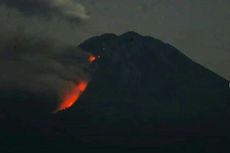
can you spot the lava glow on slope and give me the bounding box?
[53,81,88,113]
[53,54,97,113]
[89,55,96,63]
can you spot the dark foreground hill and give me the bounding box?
[1,32,230,152]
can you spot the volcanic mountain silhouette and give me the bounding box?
[1,32,230,150]
[52,31,230,146]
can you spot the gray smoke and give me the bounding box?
[0,32,91,109]
[0,0,89,20]
[0,0,91,114]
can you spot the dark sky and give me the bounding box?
[0,0,229,79]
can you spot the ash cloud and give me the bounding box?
[0,0,89,20]
[0,32,91,113]
[0,0,91,116]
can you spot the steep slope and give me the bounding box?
[77,31,229,120]
[52,31,230,145]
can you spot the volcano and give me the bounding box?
[77,32,230,117]
[50,32,230,147]
[1,32,230,151]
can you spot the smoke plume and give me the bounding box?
[0,32,91,113]
[0,0,91,116]
[0,0,89,20]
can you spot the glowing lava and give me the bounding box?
[89,55,96,63]
[53,54,98,113]
[54,81,88,113]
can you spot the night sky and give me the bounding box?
[0,0,229,80]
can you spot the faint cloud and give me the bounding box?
[0,0,89,21]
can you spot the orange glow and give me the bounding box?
[53,81,88,113]
[89,55,96,63]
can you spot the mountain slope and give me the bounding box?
[53,31,230,145]
[77,31,229,121]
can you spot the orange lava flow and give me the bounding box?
[89,55,96,63]
[53,81,88,113]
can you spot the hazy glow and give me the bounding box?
[89,55,96,63]
[54,81,88,113]
[53,54,97,113]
